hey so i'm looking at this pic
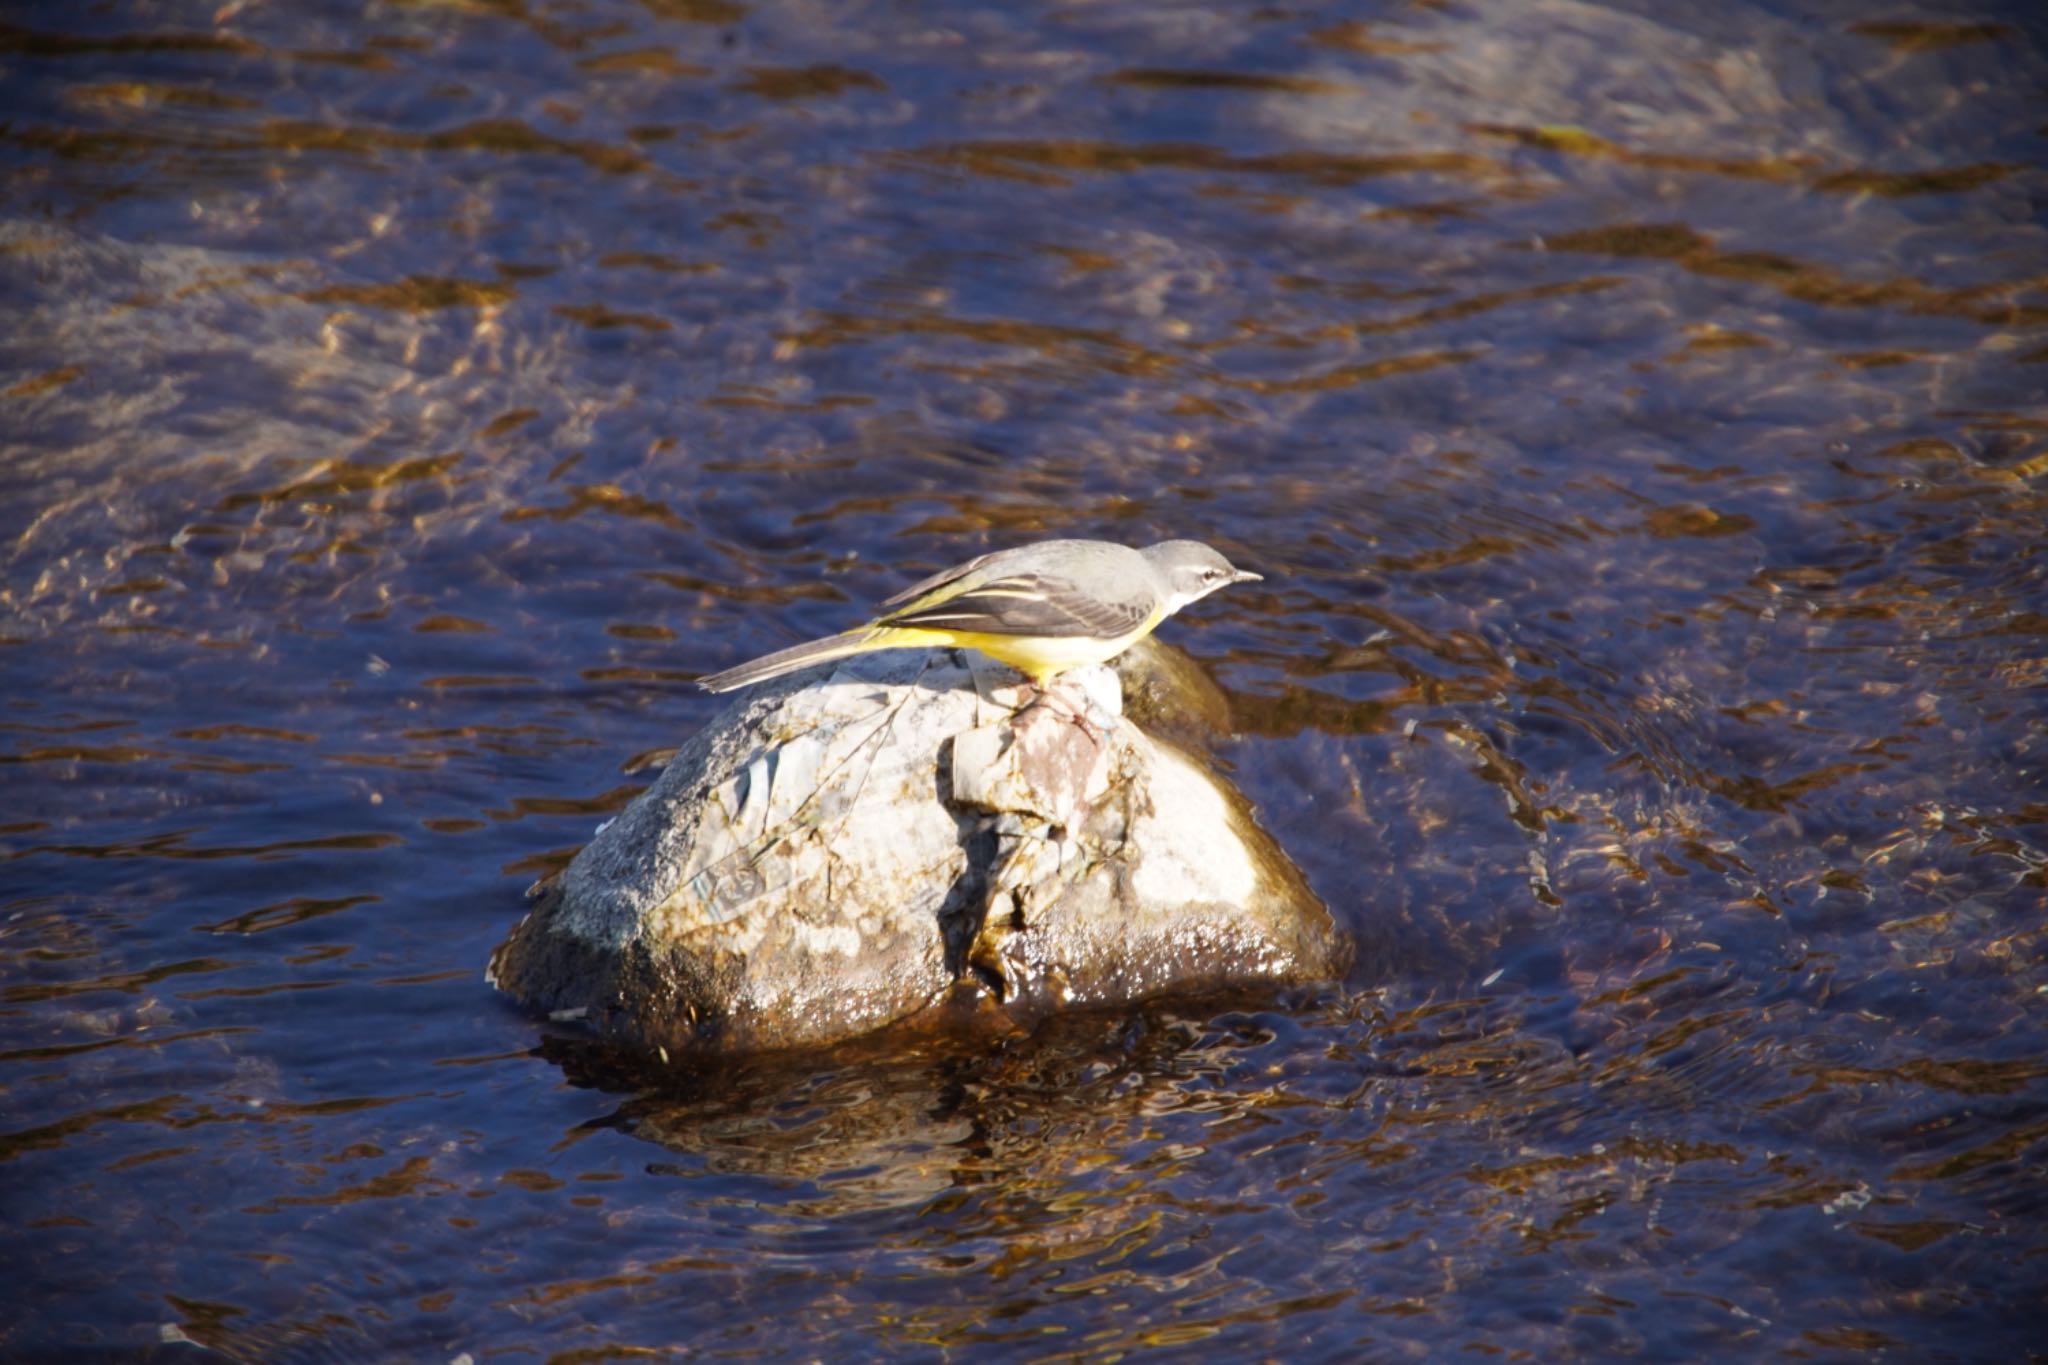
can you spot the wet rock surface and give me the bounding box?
[490,648,1345,1053]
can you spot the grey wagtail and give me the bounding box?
[697,538,1261,693]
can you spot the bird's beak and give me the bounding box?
[1233,569,1263,584]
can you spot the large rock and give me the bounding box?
[489,646,1346,1055]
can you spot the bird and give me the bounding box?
[696,538,1261,694]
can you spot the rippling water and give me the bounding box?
[4,0,2044,1357]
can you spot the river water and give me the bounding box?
[4,0,2044,1358]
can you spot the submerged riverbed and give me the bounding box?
[4,0,2044,1358]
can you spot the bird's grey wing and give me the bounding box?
[877,549,1003,610]
[882,572,1152,639]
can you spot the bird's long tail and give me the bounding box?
[696,630,882,693]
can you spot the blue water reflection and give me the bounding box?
[3,0,2043,1357]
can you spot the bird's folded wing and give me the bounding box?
[881,573,1152,639]
[878,550,1001,609]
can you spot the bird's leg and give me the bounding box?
[1015,675,1105,744]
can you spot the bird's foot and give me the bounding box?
[1015,679,1106,744]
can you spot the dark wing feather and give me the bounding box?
[882,572,1151,639]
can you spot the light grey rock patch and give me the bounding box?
[490,647,1345,1055]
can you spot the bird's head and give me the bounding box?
[1144,540,1262,611]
